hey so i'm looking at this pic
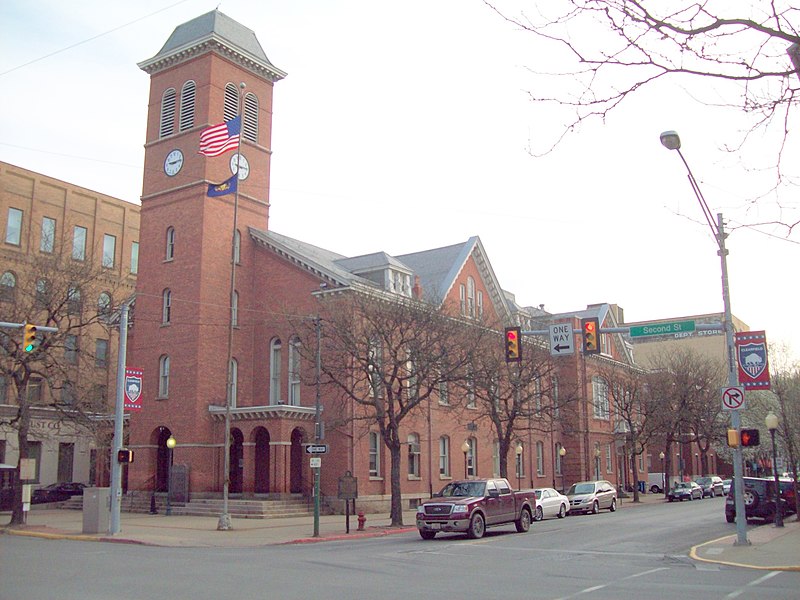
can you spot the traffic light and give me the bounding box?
[117,449,134,464]
[505,327,521,362]
[740,428,761,447]
[23,322,38,353]
[727,429,739,448]
[581,318,600,355]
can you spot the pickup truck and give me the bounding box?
[415,478,536,540]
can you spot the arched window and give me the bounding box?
[0,271,16,303]
[233,229,241,264]
[158,355,170,397]
[270,338,282,405]
[243,92,258,142]
[223,83,239,121]
[408,433,421,477]
[288,337,301,405]
[228,358,238,408]
[165,227,175,261]
[162,289,171,324]
[439,436,450,477]
[179,80,196,131]
[231,291,238,327]
[159,88,176,138]
[97,292,112,317]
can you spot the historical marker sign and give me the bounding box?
[548,323,575,356]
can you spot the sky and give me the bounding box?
[1,0,798,362]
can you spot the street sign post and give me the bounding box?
[548,323,575,356]
[629,320,696,338]
[305,444,329,454]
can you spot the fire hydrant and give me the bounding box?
[357,511,366,531]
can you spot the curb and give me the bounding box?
[689,534,800,572]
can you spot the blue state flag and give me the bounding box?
[207,174,238,198]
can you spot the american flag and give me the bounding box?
[198,115,241,157]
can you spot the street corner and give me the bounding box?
[689,524,800,572]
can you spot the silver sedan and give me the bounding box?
[532,487,570,521]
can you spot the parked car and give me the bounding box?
[31,482,86,504]
[532,488,570,521]
[722,479,732,495]
[566,480,617,514]
[667,481,703,501]
[725,477,796,523]
[415,478,536,540]
[695,476,725,498]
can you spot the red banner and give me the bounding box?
[124,367,143,411]
[734,331,770,390]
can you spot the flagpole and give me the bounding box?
[217,82,245,531]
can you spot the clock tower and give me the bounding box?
[128,11,286,494]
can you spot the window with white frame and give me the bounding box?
[555,442,564,474]
[223,83,239,120]
[159,355,170,397]
[369,432,380,477]
[551,376,560,417]
[477,291,483,318]
[102,234,116,268]
[72,226,87,260]
[466,437,477,477]
[439,436,450,477]
[407,433,420,477]
[179,80,196,131]
[288,337,301,406]
[131,242,139,274]
[243,92,259,142]
[0,272,15,303]
[162,289,171,324]
[515,443,525,477]
[270,338,282,404]
[606,443,613,473]
[229,359,238,408]
[466,277,475,317]
[165,227,175,261]
[40,217,55,253]
[231,291,238,327]
[95,339,108,368]
[367,337,382,398]
[592,377,610,419]
[5,208,22,245]
[537,441,544,476]
[466,368,476,408]
[160,88,176,138]
[459,284,465,315]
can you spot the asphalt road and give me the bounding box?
[2,496,798,600]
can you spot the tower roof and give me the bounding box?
[138,10,286,81]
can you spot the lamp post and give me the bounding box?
[659,451,665,494]
[765,413,784,528]
[165,435,176,516]
[461,440,470,479]
[558,447,567,492]
[660,130,748,545]
[515,442,523,490]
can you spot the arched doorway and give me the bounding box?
[154,427,173,492]
[290,428,305,494]
[254,427,270,494]
[230,428,244,494]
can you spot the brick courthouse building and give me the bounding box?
[126,10,639,513]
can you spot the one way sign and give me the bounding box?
[549,323,575,356]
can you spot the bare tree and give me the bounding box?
[485,0,800,232]
[300,291,488,526]
[766,346,800,519]
[1,246,131,525]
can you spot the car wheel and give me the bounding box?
[557,504,566,519]
[419,530,436,540]
[591,501,599,515]
[515,508,532,533]
[533,506,543,522]
[467,513,485,539]
[609,498,617,512]
[743,490,758,508]
[650,485,661,494]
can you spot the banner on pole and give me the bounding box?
[124,367,144,410]
[735,331,770,390]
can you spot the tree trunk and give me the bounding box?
[631,449,640,503]
[388,438,403,526]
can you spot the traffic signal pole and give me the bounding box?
[109,301,130,535]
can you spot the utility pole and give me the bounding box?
[313,316,322,537]
[109,301,129,535]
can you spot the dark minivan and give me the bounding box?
[725,476,796,523]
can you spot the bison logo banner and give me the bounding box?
[735,331,770,390]
[124,367,144,410]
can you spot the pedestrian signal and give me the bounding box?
[740,428,760,447]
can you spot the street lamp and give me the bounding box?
[659,451,665,494]
[166,435,176,516]
[461,440,471,479]
[559,446,567,492]
[660,129,748,545]
[515,443,523,490]
[765,413,784,528]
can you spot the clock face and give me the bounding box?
[164,149,184,176]
[230,153,250,180]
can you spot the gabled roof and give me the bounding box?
[138,10,286,81]
[335,252,412,275]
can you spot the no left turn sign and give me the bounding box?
[721,386,745,411]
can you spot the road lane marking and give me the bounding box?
[552,567,668,600]
[725,571,781,599]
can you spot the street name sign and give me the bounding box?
[305,444,329,454]
[721,386,746,411]
[629,320,696,338]
[549,323,575,356]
